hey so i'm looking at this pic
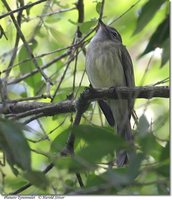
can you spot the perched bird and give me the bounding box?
[86,20,135,166]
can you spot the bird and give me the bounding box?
[85,20,135,166]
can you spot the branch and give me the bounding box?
[0,0,48,20]
[99,0,105,20]
[9,163,54,195]
[2,0,52,85]
[0,86,169,117]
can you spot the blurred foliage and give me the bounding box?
[0,0,169,195]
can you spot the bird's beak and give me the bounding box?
[96,19,106,32]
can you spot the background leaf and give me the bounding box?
[139,15,169,57]
[24,170,49,190]
[133,0,166,35]
[0,118,31,174]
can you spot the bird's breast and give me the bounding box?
[86,41,126,88]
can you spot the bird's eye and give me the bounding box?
[111,30,118,38]
[110,28,122,42]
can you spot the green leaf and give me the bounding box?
[86,173,105,187]
[96,2,102,15]
[48,26,69,45]
[79,20,97,34]
[127,153,144,180]
[157,181,170,195]
[137,131,162,160]
[87,167,132,189]
[156,161,169,177]
[0,119,31,174]
[153,112,169,132]
[24,170,49,190]
[160,142,169,161]
[161,38,169,67]
[72,125,127,152]
[68,19,77,25]
[50,127,80,154]
[18,40,42,93]
[50,128,71,153]
[53,125,127,172]
[137,114,149,137]
[133,0,166,34]
[140,15,169,57]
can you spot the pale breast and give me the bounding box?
[86,41,126,89]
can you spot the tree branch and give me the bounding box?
[0,86,169,117]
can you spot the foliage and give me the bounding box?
[0,0,169,195]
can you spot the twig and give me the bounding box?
[76,0,84,38]
[0,0,48,20]
[153,77,169,86]
[7,51,70,85]
[2,0,24,107]
[99,0,105,20]
[2,0,53,85]
[4,0,23,79]
[36,7,76,18]
[50,54,76,102]
[9,163,54,195]
[1,46,73,75]
[109,0,141,25]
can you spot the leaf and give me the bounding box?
[18,40,42,93]
[160,142,169,161]
[79,20,97,34]
[0,118,31,174]
[153,112,169,132]
[137,130,163,160]
[137,114,149,137]
[73,125,127,150]
[48,26,69,45]
[69,125,127,171]
[24,170,49,190]
[50,128,71,153]
[160,38,169,67]
[127,153,144,180]
[50,127,80,154]
[140,15,169,57]
[68,19,77,25]
[53,125,127,172]
[133,0,166,35]
[157,181,169,195]
[96,2,102,15]
[87,167,132,189]
[156,161,169,177]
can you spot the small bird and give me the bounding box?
[86,20,135,166]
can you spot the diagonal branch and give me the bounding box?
[0,0,48,20]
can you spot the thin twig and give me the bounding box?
[109,0,141,25]
[7,51,71,85]
[99,0,105,20]
[2,0,53,85]
[9,163,54,195]
[1,45,73,75]
[0,0,48,20]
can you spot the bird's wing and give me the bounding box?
[120,45,135,87]
[89,84,115,127]
[118,45,135,117]
[98,100,115,127]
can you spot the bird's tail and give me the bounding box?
[116,122,133,167]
